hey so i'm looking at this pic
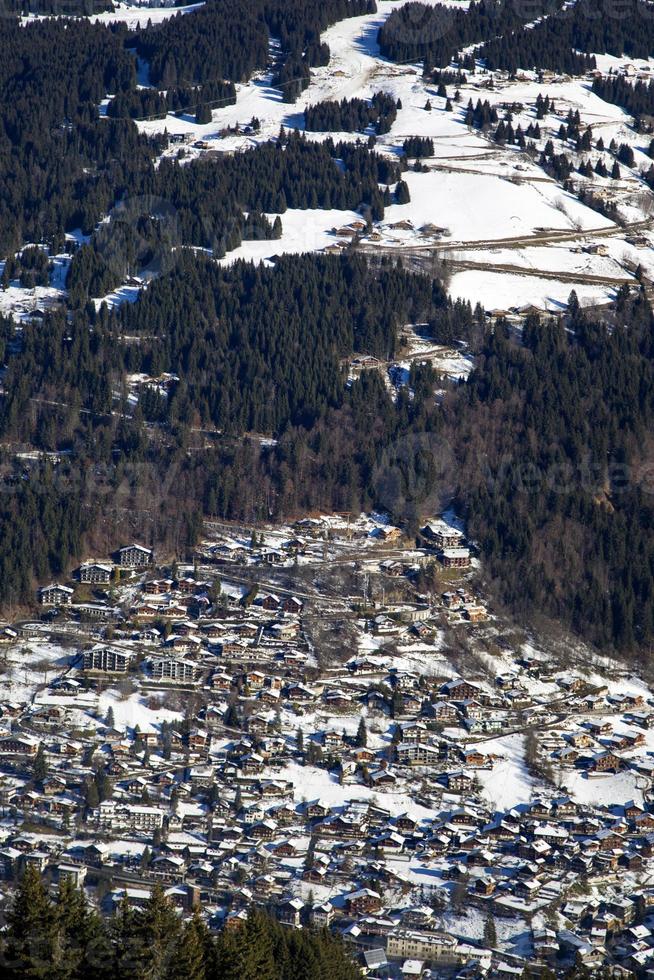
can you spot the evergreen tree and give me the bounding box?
[165,913,209,980]
[4,866,62,978]
[33,742,47,785]
[484,909,498,948]
[133,885,182,977]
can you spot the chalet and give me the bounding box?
[286,683,314,702]
[281,596,303,615]
[0,734,38,756]
[370,769,397,787]
[306,799,331,820]
[397,721,427,743]
[441,679,481,701]
[143,579,174,595]
[249,820,277,841]
[422,520,465,550]
[117,544,153,568]
[459,748,490,768]
[446,771,474,793]
[430,701,459,723]
[39,584,74,606]
[396,813,418,833]
[589,751,623,773]
[439,547,471,568]
[346,888,382,915]
[78,562,113,584]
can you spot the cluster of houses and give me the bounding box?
[0,520,652,977]
[38,544,154,621]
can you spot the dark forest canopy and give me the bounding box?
[591,75,654,126]
[379,0,654,74]
[0,16,163,255]
[106,80,237,121]
[304,92,398,134]
[449,287,654,654]
[377,0,561,69]
[1,869,361,980]
[113,251,439,433]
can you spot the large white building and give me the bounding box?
[151,657,199,683]
[118,544,153,568]
[82,644,135,673]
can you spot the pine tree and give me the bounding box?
[395,180,410,204]
[4,866,63,978]
[355,717,368,747]
[56,878,112,980]
[484,909,497,948]
[33,742,47,785]
[165,913,208,980]
[133,885,182,978]
[110,895,142,980]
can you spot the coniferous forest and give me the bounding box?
[378,0,654,75]
[0,869,360,980]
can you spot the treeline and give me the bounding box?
[403,136,434,158]
[2,247,50,289]
[1,870,360,980]
[450,288,654,653]
[304,92,398,134]
[479,0,654,75]
[380,0,654,75]
[107,80,237,121]
[378,0,559,69]
[65,133,400,303]
[592,75,654,126]
[4,0,112,12]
